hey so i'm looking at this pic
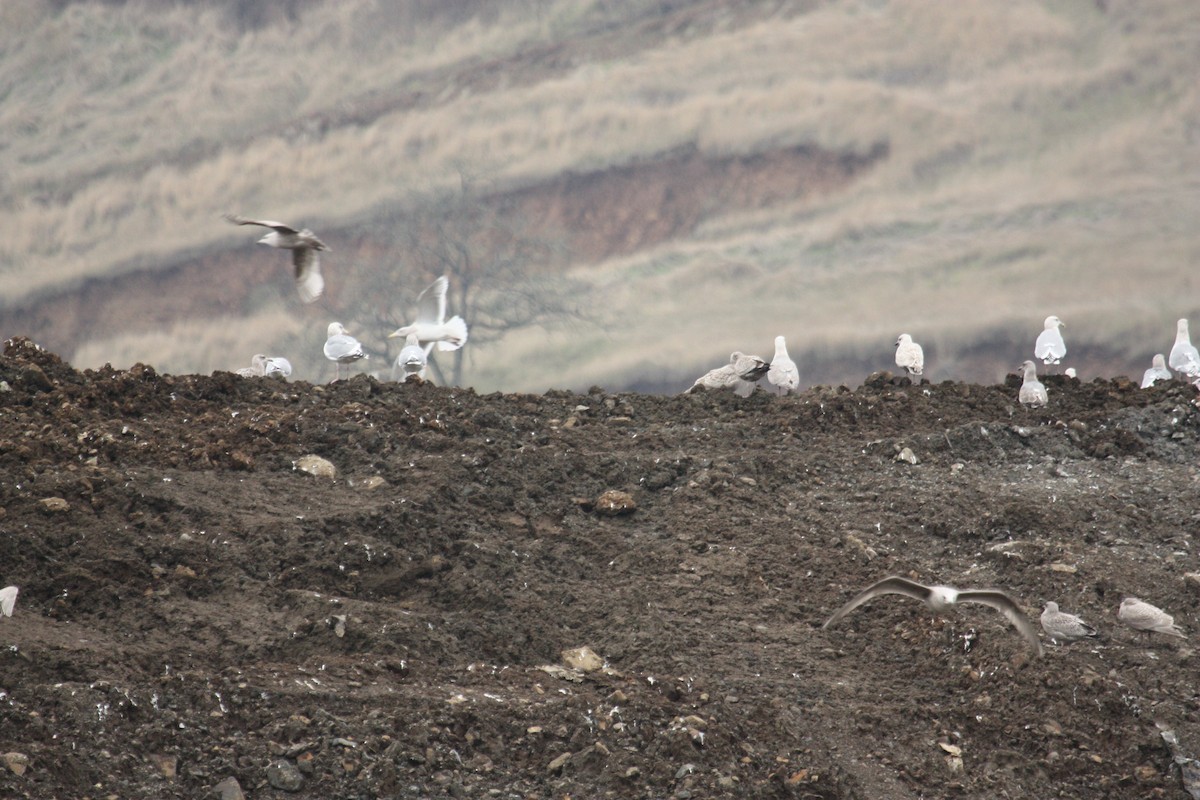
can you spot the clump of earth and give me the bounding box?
[2,336,1200,799]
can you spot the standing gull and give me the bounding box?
[1035,316,1066,366]
[1118,597,1185,639]
[1141,354,1172,388]
[388,275,468,352]
[1040,601,1098,644]
[1018,360,1048,408]
[894,333,924,381]
[1169,319,1200,378]
[768,336,799,395]
[224,214,328,303]
[323,322,368,381]
[0,585,17,617]
[392,333,428,381]
[823,575,1043,657]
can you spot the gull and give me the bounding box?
[768,336,799,395]
[323,322,368,380]
[1170,319,1200,378]
[391,333,428,381]
[1118,597,1185,639]
[388,275,468,352]
[224,214,328,303]
[894,333,924,380]
[0,585,16,617]
[263,356,292,378]
[1035,316,1066,366]
[1040,601,1098,644]
[1141,354,1172,388]
[687,352,762,398]
[824,575,1043,657]
[1018,360,1048,408]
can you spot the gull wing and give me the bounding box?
[823,576,931,629]
[223,213,300,235]
[415,276,449,326]
[293,247,324,303]
[958,589,1044,656]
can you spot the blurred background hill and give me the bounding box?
[2,0,1198,391]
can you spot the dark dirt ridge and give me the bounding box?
[2,336,1200,799]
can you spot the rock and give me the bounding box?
[1184,573,1200,598]
[2,752,30,776]
[561,645,604,672]
[293,455,337,478]
[593,490,637,516]
[148,753,177,779]
[894,447,918,465]
[38,497,69,514]
[211,776,245,800]
[547,752,572,772]
[266,760,304,792]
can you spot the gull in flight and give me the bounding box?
[1035,315,1066,366]
[323,322,368,381]
[894,333,924,381]
[688,351,769,398]
[768,336,799,395]
[1169,319,1200,378]
[388,276,468,352]
[1118,597,1185,639]
[823,575,1043,657]
[1141,354,1172,388]
[224,214,328,303]
[0,585,17,617]
[1018,360,1048,408]
[1040,601,1098,645]
[392,333,428,381]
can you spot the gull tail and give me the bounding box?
[436,316,469,351]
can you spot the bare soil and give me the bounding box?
[3,336,1200,799]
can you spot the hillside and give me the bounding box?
[4,340,1200,798]
[2,0,1200,391]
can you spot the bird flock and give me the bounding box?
[688,314,1200,406]
[225,215,469,384]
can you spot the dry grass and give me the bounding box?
[4,0,1200,390]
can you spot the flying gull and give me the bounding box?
[388,275,468,352]
[1141,354,1172,388]
[0,585,17,617]
[1170,319,1200,378]
[768,336,799,395]
[1018,360,1048,408]
[823,575,1044,657]
[392,333,428,381]
[1040,601,1098,645]
[1035,315,1066,366]
[1118,597,1185,639]
[894,333,924,380]
[224,214,328,303]
[323,322,368,380]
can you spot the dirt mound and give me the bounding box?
[2,336,1200,798]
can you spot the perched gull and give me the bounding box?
[1040,601,1098,645]
[768,336,799,395]
[1141,354,1172,388]
[0,585,17,617]
[733,351,770,382]
[894,333,924,380]
[323,322,368,380]
[263,356,292,378]
[1169,319,1200,378]
[823,575,1043,657]
[392,333,428,381]
[1118,597,1185,639]
[235,354,266,377]
[388,275,468,352]
[1018,360,1048,408]
[224,214,328,303]
[1035,315,1066,366]
[687,351,766,398]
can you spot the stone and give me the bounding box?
[561,645,604,672]
[2,752,30,776]
[38,497,69,514]
[293,455,337,478]
[593,490,637,516]
[148,753,177,779]
[266,760,304,792]
[211,776,245,800]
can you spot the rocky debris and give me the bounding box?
[37,497,69,514]
[2,752,30,776]
[561,645,604,672]
[586,489,638,516]
[211,776,245,800]
[266,759,304,792]
[293,454,337,478]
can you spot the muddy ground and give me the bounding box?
[2,336,1200,799]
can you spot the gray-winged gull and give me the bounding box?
[1118,597,1185,638]
[1040,601,1098,644]
[823,575,1043,657]
[224,213,328,303]
[1142,354,1172,388]
[688,352,768,397]
[392,333,428,381]
[324,322,368,380]
[1170,319,1200,377]
[1018,360,1048,408]
[768,336,799,394]
[388,275,468,352]
[894,333,924,380]
[0,585,17,617]
[263,356,292,378]
[1035,315,1066,366]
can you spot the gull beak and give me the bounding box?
[387,330,402,339]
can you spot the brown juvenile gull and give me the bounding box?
[1141,354,1172,388]
[1170,319,1200,378]
[894,333,924,380]
[1034,315,1066,366]
[323,322,368,381]
[768,336,799,395]
[388,275,468,352]
[1118,597,1185,639]
[0,585,17,617]
[1018,360,1048,408]
[823,575,1044,657]
[1040,601,1098,645]
[224,214,328,303]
